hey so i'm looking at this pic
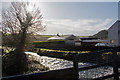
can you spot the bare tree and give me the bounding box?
[2,2,45,76]
[2,2,45,51]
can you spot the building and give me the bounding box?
[48,35,106,46]
[80,37,105,46]
[64,35,79,45]
[47,34,79,46]
[108,20,120,47]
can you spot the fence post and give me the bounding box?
[73,54,79,80]
[112,51,119,80]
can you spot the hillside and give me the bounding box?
[89,30,108,39]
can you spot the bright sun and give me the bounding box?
[27,5,33,12]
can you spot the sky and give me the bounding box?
[0,1,119,36]
[0,0,120,2]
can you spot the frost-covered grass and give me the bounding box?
[25,52,50,73]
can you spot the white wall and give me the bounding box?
[108,22,119,46]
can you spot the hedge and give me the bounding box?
[33,40,65,46]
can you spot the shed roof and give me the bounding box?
[82,40,106,43]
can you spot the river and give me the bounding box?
[26,52,113,79]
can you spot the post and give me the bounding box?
[73,54,79,80]
[112,50,119,80]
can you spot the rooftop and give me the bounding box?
[108,20,120,30]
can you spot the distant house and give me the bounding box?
[48,34,79,46]
[64,35,79,45]
[108,20,120,47]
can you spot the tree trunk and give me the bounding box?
[6,29,29,76]
[14,29,28,74]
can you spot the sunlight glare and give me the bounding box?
[27,5,33,12]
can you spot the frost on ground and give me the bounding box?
[25,52,49,73]
[26,52,114,80]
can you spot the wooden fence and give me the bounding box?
[72,49,120,80]
[2,68,77,80]
[35,45,119,51]
[2,49,120,80]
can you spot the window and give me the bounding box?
[110,40,114,43]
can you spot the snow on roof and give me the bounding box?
[47,36,65,40]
